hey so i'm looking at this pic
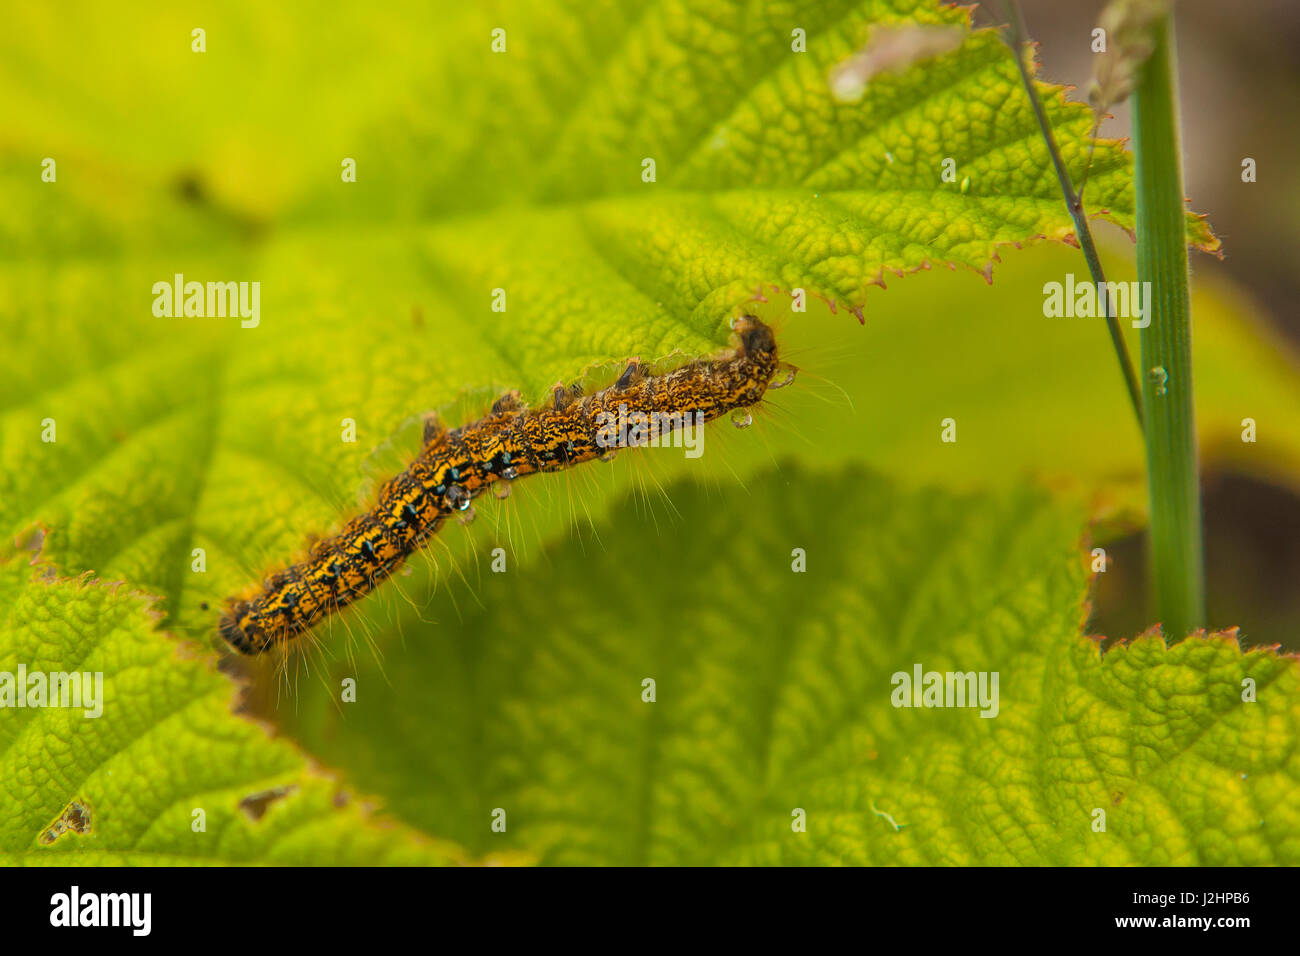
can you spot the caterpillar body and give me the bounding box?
[219,317,781,654]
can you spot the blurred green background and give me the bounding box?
[1015,0,1300,647]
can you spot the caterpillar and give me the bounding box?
[219,316,784,654]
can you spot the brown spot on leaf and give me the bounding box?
[39,799,92,845]
[238,785,296,821]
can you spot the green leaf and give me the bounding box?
[0,542,495,865]
[5,1,1216,316]
[279,465,1299,865]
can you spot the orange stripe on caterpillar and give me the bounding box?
[219,317,783,654]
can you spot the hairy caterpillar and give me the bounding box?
[219,317,784,654]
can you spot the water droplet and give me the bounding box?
[768,364,798,389]
[493,482,512,500]
[1148,366,1168,396]
[501,466,519,480]
[600,448,618,462]
[458,505,477,526]
[443,484,471,511]
[731,409,753,429]
[829,64,866,104]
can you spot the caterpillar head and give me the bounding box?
[732,315,776,363]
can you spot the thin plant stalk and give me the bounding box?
[1000,1,1144,430]
[1131,13,1205,639]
